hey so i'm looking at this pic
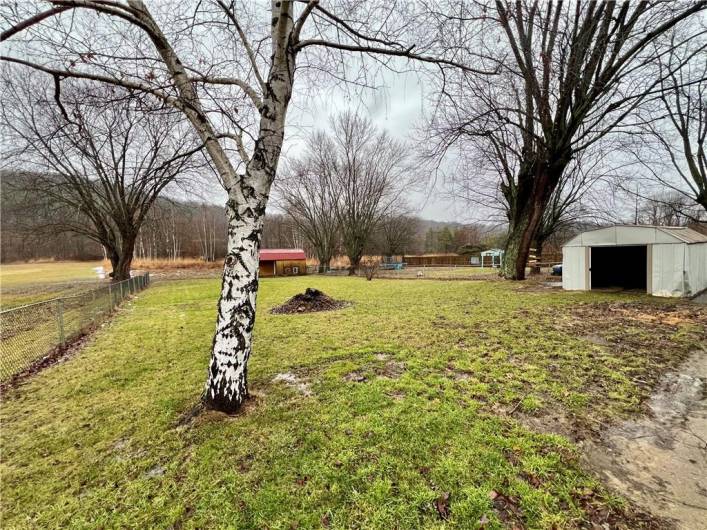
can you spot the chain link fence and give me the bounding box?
[0,273,150,382]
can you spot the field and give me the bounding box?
[0,261,104,309]
[2,272,705,529]
[377,266,503,280]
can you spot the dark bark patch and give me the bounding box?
[270,288,349,314]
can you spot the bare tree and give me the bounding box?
[660,52,707,213]
[2,77,201,280]
[0,170,104,262]
[261,213,307,250]
[1,1,483,412]
[530,151,619,271]
[423,0,706,279]
[378,211,419,257]
[623,34,707,218]
[361,257,380,281]
[276,135,339,272]
[198,204,221,262]
[323,112,411,274]
[637,192,702,225]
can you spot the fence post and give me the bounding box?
[57,299,65,346]
[108,283,113,311]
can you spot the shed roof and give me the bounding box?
[260,249,306,261]
[660,226,707,243]
[563,225,707,247]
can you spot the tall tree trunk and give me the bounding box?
[201,0,293,413]
[317,257,330,273]
[108,250,119,278]
[502,209,535,280]
[111,234,136,281]
[501,164,564,280]
[203,184,267,412]
[348,254,362,276]
[113,256,133,282]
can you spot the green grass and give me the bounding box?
[1,261,104,309]
[0,261,103,288]
[377,266,500,279]
[1,277,704,529]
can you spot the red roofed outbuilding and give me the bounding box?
[259,249,307,277]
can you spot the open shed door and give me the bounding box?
[590,246,647,291]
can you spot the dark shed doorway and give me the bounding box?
[591,245,647,290]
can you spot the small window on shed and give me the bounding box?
[292,266,299,274]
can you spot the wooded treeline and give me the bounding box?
[1,170,513,263]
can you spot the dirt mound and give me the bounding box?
[271,288,348,314]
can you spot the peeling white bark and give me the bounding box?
[203,1,295,412]
[203,185,267,411]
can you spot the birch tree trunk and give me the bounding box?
[203,178,269,412]
[202,0,294,412]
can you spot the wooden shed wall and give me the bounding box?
[274,259,307,276]
[259,259,307,277]
[259,260,276,277]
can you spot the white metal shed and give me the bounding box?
[562,225,707,297]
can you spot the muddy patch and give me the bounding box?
[515,408,580,441]
[344,370,368,383]
[344,358,406,383]
[446,367,474,381]
[581,349,707,529]
[272,372,312,396]
[379,360,405,378]
[582,333,611,347]
[271,288,349,314]
[570,301,706,330]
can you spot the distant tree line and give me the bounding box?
[1,168,516,265]
[0,173,299,264]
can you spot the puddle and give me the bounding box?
[582,348,707,529]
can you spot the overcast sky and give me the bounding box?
[280,68,465,223]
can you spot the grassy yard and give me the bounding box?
[376,266,501,280]
[0,261,103,309]
[1,276,704,529]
